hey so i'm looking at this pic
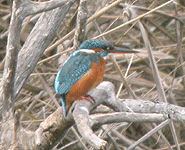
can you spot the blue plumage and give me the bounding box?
[55,40,113,95]
[78,39,113,50]
[54,39,137,117]
[54,51,99,95]
[54,50,100,116]
[59,97,66,116]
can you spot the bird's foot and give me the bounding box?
[79,95,95,104]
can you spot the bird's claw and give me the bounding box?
[79,95,95,104]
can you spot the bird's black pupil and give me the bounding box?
[102,46,108,50]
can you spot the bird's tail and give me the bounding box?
[60,96,67,117]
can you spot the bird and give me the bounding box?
[54,39,138,117]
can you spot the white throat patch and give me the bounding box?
[79,49,95,53]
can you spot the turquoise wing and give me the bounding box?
[54,51,97,96]
[54,50,99,117]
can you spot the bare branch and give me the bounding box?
[30,0,72,16]
[0,0,76,149]
[14,0,76,98]
[14,0,75,18]
[73,100,108,149]
[1,1,184,149]
[90,112,168,126]
[1,1,26,147]
[33,108,74,149]
[71,81,185,149]
[73,0,88,48]
[1,81,183,149]
[1,0,23,114]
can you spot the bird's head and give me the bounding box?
[78,39,138,57]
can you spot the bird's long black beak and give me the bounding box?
[111,47,139,54]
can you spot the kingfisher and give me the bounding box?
[54,39,138,117]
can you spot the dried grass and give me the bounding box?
[1,0,185,149]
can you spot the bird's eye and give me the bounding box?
[102,46,108,50]
[105,46,114,52]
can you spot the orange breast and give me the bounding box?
[65,57,105,111]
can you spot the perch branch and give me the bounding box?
[11,81,185,149]
[71,81,185,149]
[34,108,74,149]
[73,101,108,149]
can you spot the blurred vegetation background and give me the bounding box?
[1,0,185,149]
